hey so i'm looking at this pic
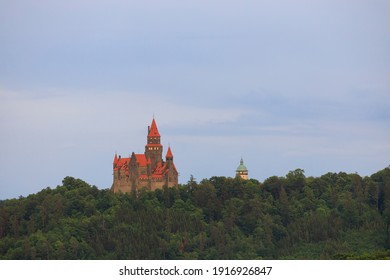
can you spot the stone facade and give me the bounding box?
[111,118,178,193]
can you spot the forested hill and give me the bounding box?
[1,168,390,260]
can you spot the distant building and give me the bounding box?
[236,157,248,180]
[111,118,178,193]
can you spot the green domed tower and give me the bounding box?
[236,157,248,180]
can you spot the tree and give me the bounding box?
[1,171,389,260]
[278,187,290,226]
[364,177,379,209]
[285,169,305,192]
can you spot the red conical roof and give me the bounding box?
[148,118,160,137]
[166,146,173,158]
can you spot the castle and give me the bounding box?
[111,118,178,193]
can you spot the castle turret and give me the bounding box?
[164,146,177,187]
[166,146,173,159]
[236,157,248,180]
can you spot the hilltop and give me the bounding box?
[1,168,390,259]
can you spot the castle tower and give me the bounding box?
[164,146,178,188]
[165,146,173,167]
[236,157,248,180]
[145,118,163,171]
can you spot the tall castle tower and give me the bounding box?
[111,118,178,193]
[236,157,248,180]
[145,118,163,171]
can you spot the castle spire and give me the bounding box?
[148,118,160,137]
[166,146,173,159]
[113,153,118,164]
[113,153,119,169]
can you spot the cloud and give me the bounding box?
[0,0,389,198]
[0,88,249,162]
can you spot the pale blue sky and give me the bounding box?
[1,0,389,199]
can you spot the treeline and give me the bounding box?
[1,168,390,259]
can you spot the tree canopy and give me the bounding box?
[1,168,390,259]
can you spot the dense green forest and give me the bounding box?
[1,168,390,260]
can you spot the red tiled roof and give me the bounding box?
[114,154,176,180]
[148,118,160,137]
[154,162,166,175]
[135,154,147,167]
[114,157,129,171]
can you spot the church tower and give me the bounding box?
[236,157,249,180]
[145,118,163,171]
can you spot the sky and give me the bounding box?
[1,0,389,199]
